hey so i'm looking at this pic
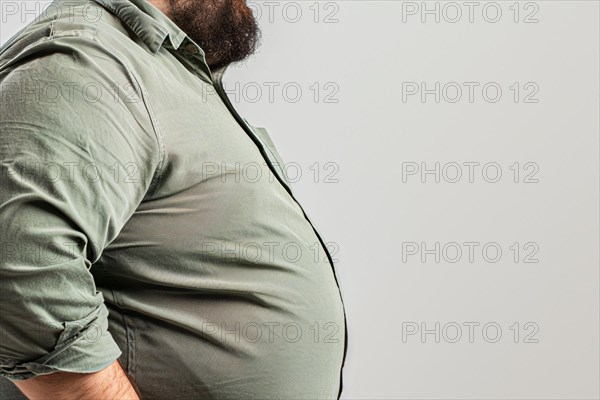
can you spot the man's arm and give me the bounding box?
[0,29,161,387]
[13,360,141,400]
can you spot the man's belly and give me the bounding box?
[91,159,345,399]
[103,287,344,400]
[95,243,345,399]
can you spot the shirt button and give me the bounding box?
[185,43,199,54]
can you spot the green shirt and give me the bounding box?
[0,0,347,398]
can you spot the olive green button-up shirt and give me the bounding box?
[0,0,347,398]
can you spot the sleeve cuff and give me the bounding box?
[0,303,123,381]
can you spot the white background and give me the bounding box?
[2,1,599,399]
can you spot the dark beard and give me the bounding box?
[169,0,261,70]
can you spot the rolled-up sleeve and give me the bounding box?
[0,33,162,381]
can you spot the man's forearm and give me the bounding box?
[13,359,141,400]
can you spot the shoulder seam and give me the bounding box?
[87,35,167,195]
[115,56,167,195]
[68,32,167,196]
[129,67,167,194]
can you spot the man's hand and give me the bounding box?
[13,359,141,400]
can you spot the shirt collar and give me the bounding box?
[90,0,188,53]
